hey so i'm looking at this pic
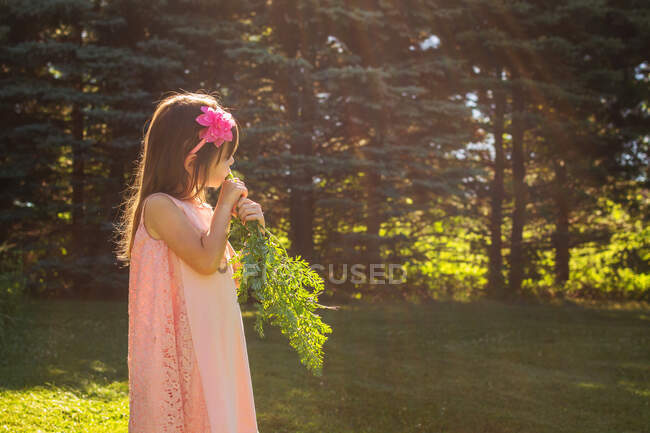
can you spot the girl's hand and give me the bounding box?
[235,197,265,228]
[218,177,248,211]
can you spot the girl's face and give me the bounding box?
[206,152,235,188]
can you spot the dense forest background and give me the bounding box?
[0,0,648,308]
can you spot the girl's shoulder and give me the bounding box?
[142,192,212,235]
[144,191,182,205]
[144,192,210,211]
[143,192,211,227]
[140,192,205,241]
[140,193,190,238]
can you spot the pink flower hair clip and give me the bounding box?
[188,105,236,154]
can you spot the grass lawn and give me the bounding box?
[0,297,648,432]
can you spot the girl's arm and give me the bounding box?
[145,195,233,275]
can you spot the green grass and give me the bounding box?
[1,298,648,432]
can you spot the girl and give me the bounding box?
[115,91,264,433]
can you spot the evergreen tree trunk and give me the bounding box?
[354,19,391,277]
[285,48,316,263]
[508,75,526,296]
[71,22,86,296]
[364,113,385,269]
[553,159,570,285]
[364,167,382,266]
[288,87,316,264]
[488,64,506,298]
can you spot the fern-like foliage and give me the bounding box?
[225,173,332,376]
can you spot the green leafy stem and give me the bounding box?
[225,171,333,376]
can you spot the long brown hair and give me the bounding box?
[113,90,240,266]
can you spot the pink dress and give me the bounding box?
[128,192,258,433]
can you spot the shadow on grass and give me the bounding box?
[1,296,648,433]
[0,299,129,396]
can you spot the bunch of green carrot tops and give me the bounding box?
[224,171,332,377]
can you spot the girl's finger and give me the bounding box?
[243,211,264,224]
[239,202,259,216]
[237,201,252,213]
[239,208,257,222]
[241,208,263,223]
[238,204,252,217]
[245,215,265,228]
